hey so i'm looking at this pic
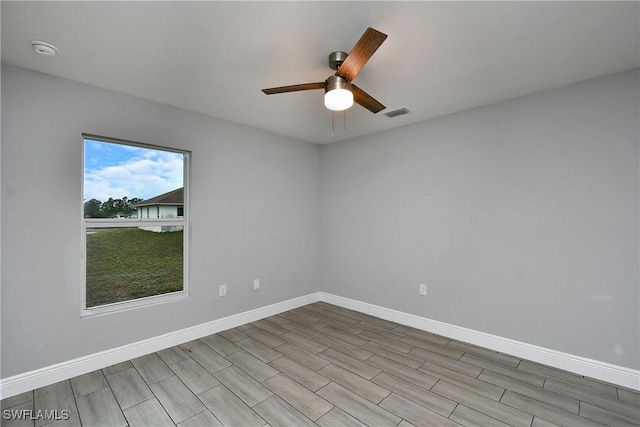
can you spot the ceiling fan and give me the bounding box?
[262,27,388,114]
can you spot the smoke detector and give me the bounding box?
[30,40,58,57]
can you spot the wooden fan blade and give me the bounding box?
[336,27,387,81]
[262,82,325,95]
[352,84,385,113]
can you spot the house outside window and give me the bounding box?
[82,135,189,316]
[133,187,185,232]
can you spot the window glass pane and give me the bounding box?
[83,139,184,218]
[85,226,184,308]
[83,137,186,310]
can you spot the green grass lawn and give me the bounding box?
[86,227,183,308]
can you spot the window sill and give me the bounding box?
[81,291,188,318]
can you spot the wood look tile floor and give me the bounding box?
[3,302,639,427]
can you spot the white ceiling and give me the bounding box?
[2,2,638,144]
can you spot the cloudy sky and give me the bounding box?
[84,139,184,202]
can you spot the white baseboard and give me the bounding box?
[0,292,321,399]
[319,292,640,391]
[3,291,638,399]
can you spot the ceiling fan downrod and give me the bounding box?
[329,51,349,70]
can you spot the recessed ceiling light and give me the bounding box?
[30,40,58,57]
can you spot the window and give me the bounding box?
[82,135,189,315]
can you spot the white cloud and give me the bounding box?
[84,149,183,202]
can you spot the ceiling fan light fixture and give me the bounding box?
[324,75,353,111]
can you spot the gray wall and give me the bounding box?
[2,64,638,378]
[320,69,639,369]
[1,65,320,377]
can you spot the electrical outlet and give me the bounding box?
[219,284,227,297]
[254,278,260,290]
[419,283,427,296]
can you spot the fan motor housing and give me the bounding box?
[329,51,348,70]
[325,75,352,93]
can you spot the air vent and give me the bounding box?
[384,107,410,118]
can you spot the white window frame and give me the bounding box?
[81,134,190,317]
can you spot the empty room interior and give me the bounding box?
[1,2,639,427]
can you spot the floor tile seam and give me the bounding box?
[431,379,533,426]
[1,398,34,413]
[199,337,242,358]
[114,390,156,412]
[131,354,173,386]
[377,391,453,426]
[408,347,473,368]
[253,321,289,336]
[448,402,523,427]
[484,369,560,396]
[449,344,522,367]
[493,380,584,417]
[500,390,605,426]
[212,366,275,408]
[4,391,35,407]
[368,353,436,375]
[317,349,382,380]
[542,378,639,411]
[178,347,226,384]
[370,374,457,417]
[194,381,266,424]
[401,337,466,360]
[72,402,87,427]
[358,336,418,357]
[614,389,640,407]
[419,361,499,388]
[259,365,331,393]
[318,381,400,426]
[275,342,334,369]
[147,374,206,425]
[445,401,461,422]
[71,378,111,400]
[260,375,337,420]
[221,345,277,373]
[319,367,392,405]
[196,388,267,427]
[34,396,80,427]
[461,352,528,376]
[415,354,484,380]
[179,408,213,426]
[355,332,410,350]
[231,358,280,384]
[126,395,175,426]
[75,385,128,427]
[354,323,407,339]
[259,394,331,425]
[244,334,287,349]
[578,400,640,425]
[569,395,640,420]
[481,370,548,390]
[71,381,115,402]
[614,387,640,400]
[516,362,591,386]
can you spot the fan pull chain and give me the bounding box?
[331,111,348,138]
[331,111,335,138]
